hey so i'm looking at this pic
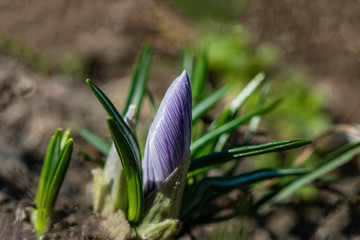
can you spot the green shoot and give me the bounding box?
[194,72,266,157]
[191,99,282,155]
[179,50,194,79]
[89,43,151,220]
[181,168,307,220]
[31,128,73,237]
[123,43,152,120]
[191,46,208,103]
[192,85,229,122]
[87,79,143,224]
[261,141,360,211]
[189,138,311,177]
[79,128,111,155]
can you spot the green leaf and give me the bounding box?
[146,89,158,117]
[230,72,265,116]
[197,72,267,156]
[189,138,311,176]
[181,168,307,220]
[86,79,141,171]
[79,128,111,155]
[191,47,208,102]
[179,50,194,79]
[107,117,143,224]
[87,79,143,223]
[60,128,71,149]
[32,129,73,237]
[35,129,61,208]
[192,85,229,122]
[261,141,360,210]
[190,99,282,155]
[215,72,266,149]
[123,43,152,120]
[45,139,73,209]
[215,72,266,128]
[244,80,271,143]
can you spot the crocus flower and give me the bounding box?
[142,70,192,195]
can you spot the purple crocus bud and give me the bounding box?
[143,70,192,194]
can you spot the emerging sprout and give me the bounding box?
[31,129,73,238]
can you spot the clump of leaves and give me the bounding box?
[82,43,317,239]
[31,129,73,238]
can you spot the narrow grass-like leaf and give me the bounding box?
[191,47,207,102]
[181,168,307,220]
[220,80,272,177]
[214,72,266,129]
[244,80,271,143]
[262,141,360,209]
[45,139,73,209]
[86,79,141,171]
[189,139,311,175]
[87,79,143,222]
[214,72,266,150]
[190,99,282,155]
[35,129,61,207]
[32,129,73,237]
[107,117,143,224]
[60,129,71,148]
[79,128,111,155]
[123,43,152,120]
[180,50,194,79]
[197,72,267,156]
[146,89,158,117]
[230,72,265,115]
[192,85,229,122]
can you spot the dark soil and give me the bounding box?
[240,0,360,123]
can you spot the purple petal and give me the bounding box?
[143,70,192,194]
